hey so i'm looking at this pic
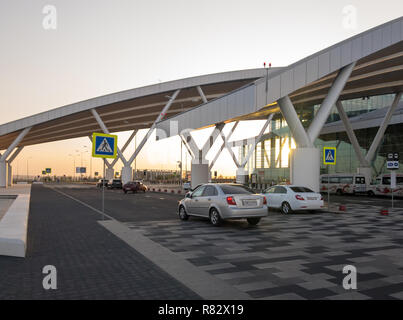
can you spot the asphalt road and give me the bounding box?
[50,186,183,223]
[48,185,403,226]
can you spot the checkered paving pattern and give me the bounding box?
[126,204,403,300]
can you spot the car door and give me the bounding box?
[274,186,288,207]
[271,186,287,208]
[263,187,276,208]
[188,185,205,215]
[198,186,218,217]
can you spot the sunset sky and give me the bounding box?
[1,0,402,177]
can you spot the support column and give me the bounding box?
[191,163,209,189]
[236,168,248,184]
[277,62,355,192]
[0,128,31,188]
[0,161,7,188]
[6,147,24,187]
[290,148,320,192]
[365,92,402,163]
[121,166,133,185]
[105,167,114,180]
[7,162,12,186]
[182,124,224,188]
[336,101,372,183]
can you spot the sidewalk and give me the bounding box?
[0,185,200,299]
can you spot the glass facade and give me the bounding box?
[240,94,403,184]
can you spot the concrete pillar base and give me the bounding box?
[290,147,320,192]
[0,161,7,188]
[357,166,372,185]
[121,166,133,185]
[7,163,12,187]
[191,163,209,189]
[236,168,248,184]
[105,168,114,180]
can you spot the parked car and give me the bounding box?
[108,179,123,189]
[262,185,324,214]
[183,182,191,191]
[97,179,109,188]
[178,183,267,226]
[123,181,148,193]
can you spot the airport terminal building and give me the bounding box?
[1,16,403,192]
[241,93,403,185]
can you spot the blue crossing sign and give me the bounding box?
[323,147,336,165]
[92,133,118,159]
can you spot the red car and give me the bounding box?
[123,181,148,193]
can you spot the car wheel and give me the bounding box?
[124,189,127,194]
[281,202,291,214]
[247,217,261,225]
[209,208,222,226]
[178,206,189,221]
[336,189,343,196]
[368,190,375,197]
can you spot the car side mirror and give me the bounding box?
[186,192,192,198]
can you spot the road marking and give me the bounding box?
[46,186,116,221]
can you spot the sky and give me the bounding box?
[0,0,402,177]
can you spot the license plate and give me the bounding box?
[242,200,257,206]
[307,197,317,200]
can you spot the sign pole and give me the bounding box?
[323,147,336,211]
[391,171,396,211]
[92,132,118,221]
[102,160,105,220]
[328,166,330,210]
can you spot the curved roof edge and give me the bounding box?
[156,16,403,138]
[0,68,280,136]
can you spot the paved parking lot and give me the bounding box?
[1,184,402,300]
[126,203,403,300]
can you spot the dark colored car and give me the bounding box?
[123,181,148,193]
[97,179,109,188]
[108,179,123,189]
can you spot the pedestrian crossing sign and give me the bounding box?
[92,133,118,159]
[323,147,336,165]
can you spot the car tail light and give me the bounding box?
[226,196,237,205]
[263,196,267,205]
[295,195,305,201]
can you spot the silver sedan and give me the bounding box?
[178,183,268,226]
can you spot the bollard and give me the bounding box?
[339,205,346,212]
[171,190,175,193]
[380,209,389,216]
[177,190,182,194]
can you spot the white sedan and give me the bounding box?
[262,185,324,214]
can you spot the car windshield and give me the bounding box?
[220,184,254,194]
[290,187,314,193]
